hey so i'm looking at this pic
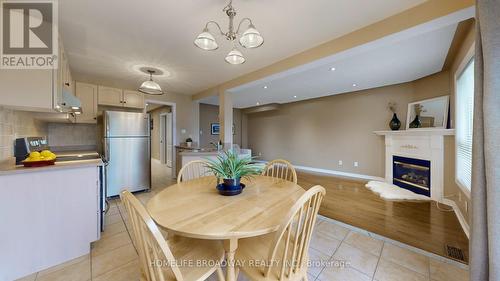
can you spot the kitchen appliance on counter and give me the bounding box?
[99,111,151,197]
[14,137,49,165]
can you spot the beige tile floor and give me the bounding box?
[16,162,469,281]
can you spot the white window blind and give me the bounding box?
[456,58,474,191]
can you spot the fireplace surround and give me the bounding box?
[374,129,454,202]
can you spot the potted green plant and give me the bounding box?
[205,150,262,195]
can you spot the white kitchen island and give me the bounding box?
[0,159,103,281]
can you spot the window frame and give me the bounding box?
[454,44,475,199]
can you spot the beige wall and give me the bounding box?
[149,106,171,160]
[0,107,47,162]
[444,20,475,224]
[199,103,243,148]
[247,80,434,177]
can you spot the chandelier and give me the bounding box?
[194,0,264,65]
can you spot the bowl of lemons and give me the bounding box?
[22,150,57,167]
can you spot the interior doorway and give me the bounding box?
[145,101,176,189]
[159,112,173,167]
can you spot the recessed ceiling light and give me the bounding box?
[330,67,336,71]
[352,83,357,87]
[293,95,297,98]
[263,86,268,89]
[256,102,260,106]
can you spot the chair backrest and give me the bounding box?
[120,191,184,281]
[262,159,298,184]
[265,185,326,280]
[177,160,212,184]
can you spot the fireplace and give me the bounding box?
[393,156,431,196]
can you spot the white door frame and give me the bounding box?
[144,100,177,175]
[159,113,167,164]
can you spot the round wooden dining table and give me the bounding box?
[146,175,305,281]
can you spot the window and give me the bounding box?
[456,58,474,191]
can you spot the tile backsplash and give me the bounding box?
[0,107,48,161]
[47,123,97,147]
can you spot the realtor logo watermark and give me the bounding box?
[1,0,58,69]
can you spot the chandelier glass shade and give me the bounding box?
[194,0,264,65]
[194,28,218,51]
[239,24,264,48]
[225,48,246,65]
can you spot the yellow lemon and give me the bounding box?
[29,151,41,158]
[40,150,52,157]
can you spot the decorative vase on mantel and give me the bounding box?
[409,115,422,128]
[389,113,401,131]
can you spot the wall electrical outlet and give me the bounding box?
[258,152,262,156]
[354,162,359,167]
[338,160,343,166]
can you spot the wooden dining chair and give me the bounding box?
[120,191,225,281]
[262,159,298,184]
[177,160,212,184]
[235,185,326,281]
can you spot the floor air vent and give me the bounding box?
[445,245,466,262]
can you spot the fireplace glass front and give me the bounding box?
[393,155,431,196]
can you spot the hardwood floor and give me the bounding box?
[297,171,469,263]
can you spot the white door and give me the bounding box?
[166,112,173,167]
[159,114,166,165]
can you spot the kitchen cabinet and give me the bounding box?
[75,82,98,123]
[123,90,144,108]
[0,165,102,280]
[0,37,73,112]
[98,87,144,109]
[97,86,123,107]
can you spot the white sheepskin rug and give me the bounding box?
[365,181,431,201]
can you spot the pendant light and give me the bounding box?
[138,70,163,95]
[194,0,264,64]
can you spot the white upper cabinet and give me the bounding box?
[97,86,123,107]
[97,87,144,109]
[0,69,54,111]
[123,90,144,109]
[75,82,98,123]
[0,36,73,112]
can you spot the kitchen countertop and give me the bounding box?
[0,157,104,176]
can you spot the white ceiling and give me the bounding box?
[200,8,473,108]
[59,0,427,95]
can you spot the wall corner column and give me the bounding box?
[219,90,233,149]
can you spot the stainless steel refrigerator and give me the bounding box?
[102,111,151,197]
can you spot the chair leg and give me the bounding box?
[216,266,225,281]
[235,267,240,280]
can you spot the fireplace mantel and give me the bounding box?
[374,129,455,136]
[374,128,454,202]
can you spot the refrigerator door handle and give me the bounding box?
[104,138,110,163]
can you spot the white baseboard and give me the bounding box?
[255,160,384,182]
[442,199,470,238]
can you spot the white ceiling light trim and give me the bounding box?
[138,70,164,95]
[194,0,264,65]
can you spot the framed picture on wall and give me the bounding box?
[211,123,220,135]
[210,123,236,135]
